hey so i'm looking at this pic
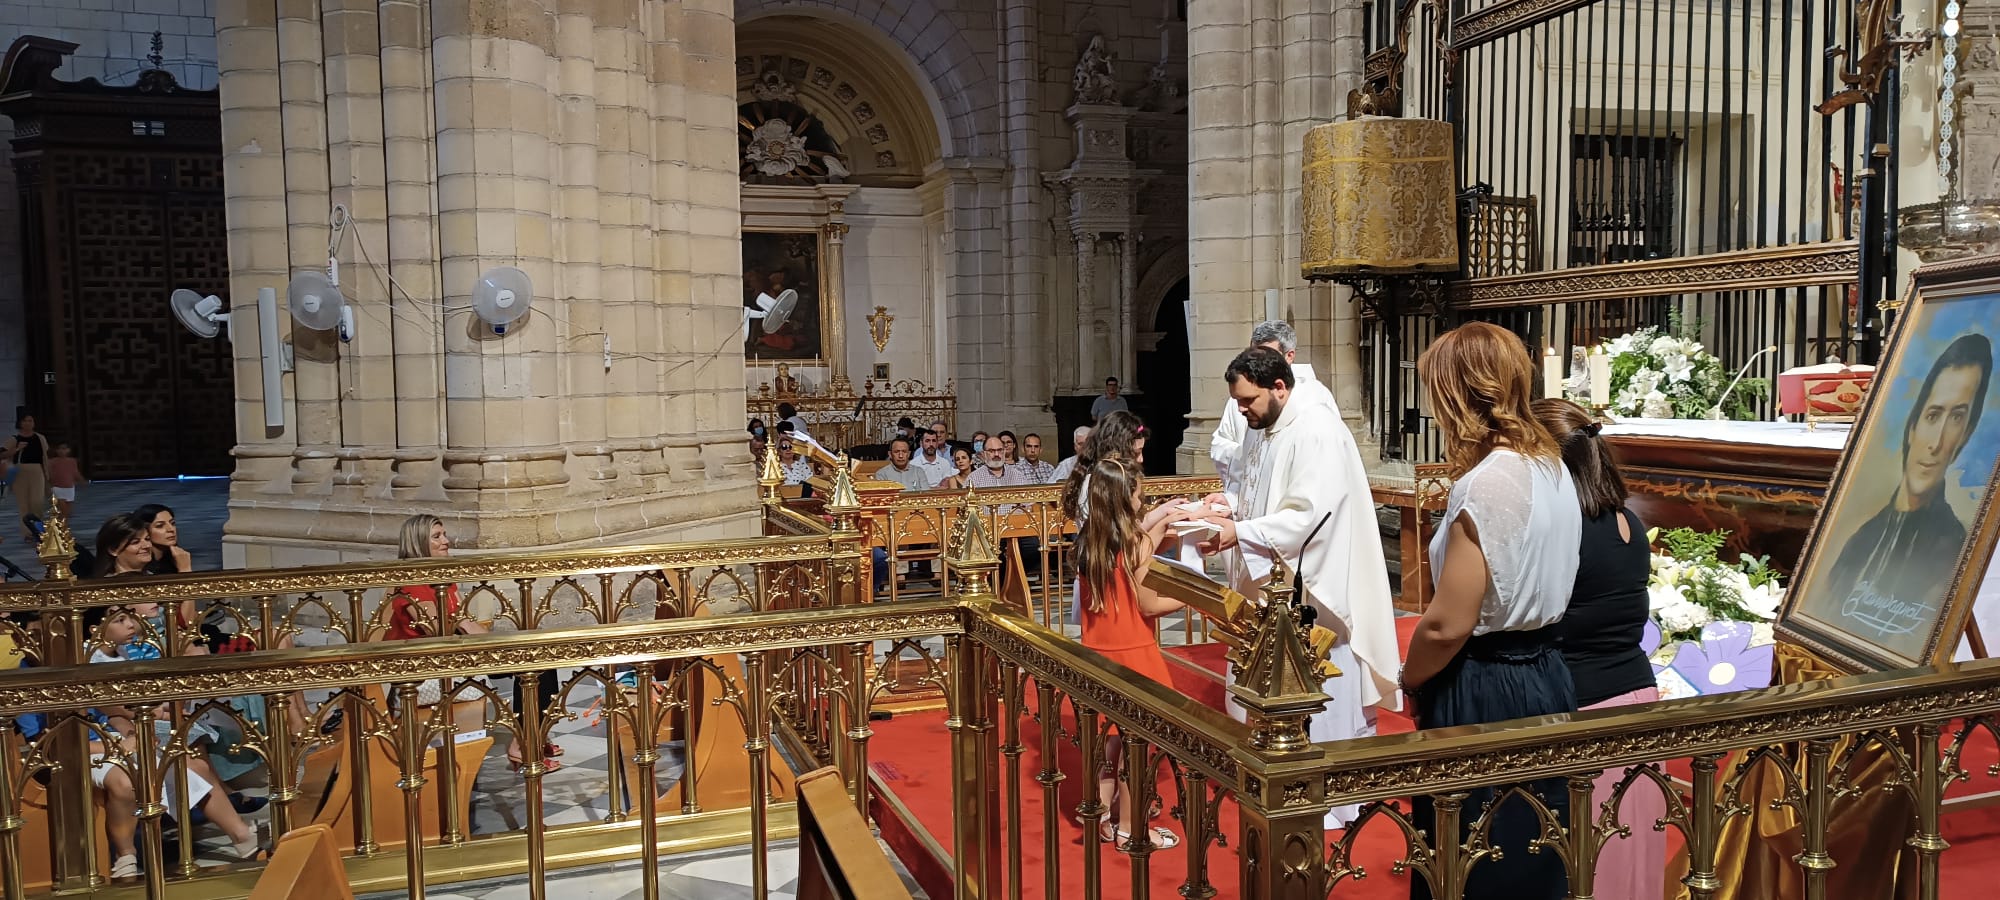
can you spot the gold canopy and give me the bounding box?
[1301,116,1459,279]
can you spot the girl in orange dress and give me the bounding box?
[1076,457,1186,849]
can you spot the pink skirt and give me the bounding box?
[1584,686,1665,900]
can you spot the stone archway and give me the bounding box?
[734,0,996,160]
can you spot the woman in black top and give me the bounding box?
[1533,398,1665,900]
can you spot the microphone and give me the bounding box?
[1710,345,1779,420]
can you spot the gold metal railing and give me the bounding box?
[7,461,2000,900]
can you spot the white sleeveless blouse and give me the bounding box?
[1427,449,1582,636]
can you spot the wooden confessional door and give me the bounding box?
[3,38,234,479]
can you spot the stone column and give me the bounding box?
[219,0,757,567]
[216,0,294,498]
[1184,0,1372,473]
[1076,234,1097,386]
[381,0,445,498]
[1118,232,1138,386]
[936,159,1010,427]
[1001,0,1049,421]
[1183,0,1257,473]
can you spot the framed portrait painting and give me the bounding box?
[742,230,826,361]
[1778,253,2000,672]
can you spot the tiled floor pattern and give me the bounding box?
[357,838,929,900]
[0,475,230,576]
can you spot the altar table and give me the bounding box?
[1601,418,1846,573]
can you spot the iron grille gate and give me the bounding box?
[1357,0,1901,462]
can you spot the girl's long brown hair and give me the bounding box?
[1076,457,1143,614]
[1532,397,1627,519]
[1417,321,1560,475]
[1060,410,1146,519]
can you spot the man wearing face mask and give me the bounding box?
[1820,333,1994,621]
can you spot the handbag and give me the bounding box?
[416,678,445,706]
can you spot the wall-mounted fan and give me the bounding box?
[167,286,286,428]
[171,289,229,339]
[287,269,352,342]
[471,266,534,335]
[743,287,800,336]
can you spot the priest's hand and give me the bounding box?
[1201,492,1232,515]
[1195,515,1238,555]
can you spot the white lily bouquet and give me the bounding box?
[1591,316,1766,420]
[1646,526,1783,642]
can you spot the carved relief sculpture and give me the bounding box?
[1072,35,1121,106]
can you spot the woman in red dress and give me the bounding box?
[388,515,561,772]
[1075,457,1186,849]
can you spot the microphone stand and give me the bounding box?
[1709,345,1779,421]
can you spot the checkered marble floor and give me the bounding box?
[362,838,928,900]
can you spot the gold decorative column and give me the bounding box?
[1229,561,1336,900]
[822,216,851,383]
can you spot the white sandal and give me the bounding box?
[1099,821,1180,851]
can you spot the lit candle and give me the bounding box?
[1588,348,1612,406]
[1542,346,1562,399]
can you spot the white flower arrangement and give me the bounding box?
[1645,527,1783,643]
[1584,316,1766,420]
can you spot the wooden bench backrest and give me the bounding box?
[795,767,914,900]
[248,824,354,900]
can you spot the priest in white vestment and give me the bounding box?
[1196,346,1401,829]
[1209,321,1338,498]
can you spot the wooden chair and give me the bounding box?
[247,824,353,900]
[796,767,914,900]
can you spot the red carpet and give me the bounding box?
[869,619,2000,898]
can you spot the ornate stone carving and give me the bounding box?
[751,70,797,103]
[1072,35,1121,105]
[745,119,810,177]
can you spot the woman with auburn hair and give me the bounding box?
[1402,322,1582,900]
[1534,397,1663,900]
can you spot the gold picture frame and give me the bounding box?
[1777,253,2000,672]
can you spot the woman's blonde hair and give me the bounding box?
[1417,321,1560,474]
[397,514,445,560]
[1076,456,1144,614]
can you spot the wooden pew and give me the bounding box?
[248,824,354,900]
[302,684,491,854]
[11,731,111,893]
[617,652,798,815]
[796,767,914,900]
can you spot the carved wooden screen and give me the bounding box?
[54,157,234,478]
[2,41,232,479]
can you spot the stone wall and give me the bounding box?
[0,0,218,423]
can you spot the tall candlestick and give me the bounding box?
[1588,348,1612,406]
[1543,346,1562,399]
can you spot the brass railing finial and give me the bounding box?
[1228,558,1331,756]
[759,444,785,503]
[36,491,76,582]
[826,453,861,531]
[945,492,999,599]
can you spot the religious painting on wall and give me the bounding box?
[1779,254,2000,672]
[742,230,826,361]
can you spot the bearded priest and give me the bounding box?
[1195,346,1401,829]
[1208,320,1339,499]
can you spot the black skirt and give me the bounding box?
[1409,627,1578,900]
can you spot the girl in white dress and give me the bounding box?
[1402,322,1582,900]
